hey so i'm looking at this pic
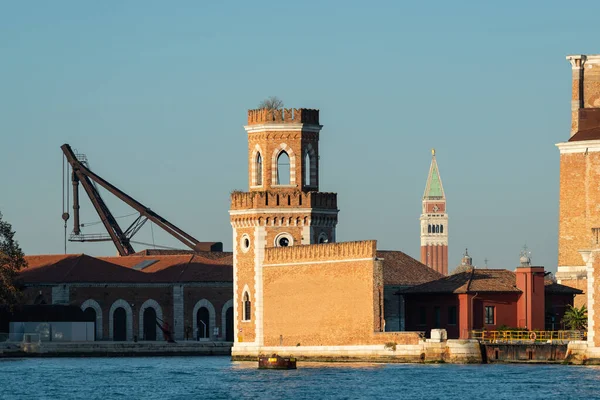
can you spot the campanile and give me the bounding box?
[420,149,448,275]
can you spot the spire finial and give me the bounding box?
[432,148,436,157]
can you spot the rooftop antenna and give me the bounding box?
[484,258,489,268]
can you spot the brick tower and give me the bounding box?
[556,54,600,307]
[229,108,338,347]
[420,149,448,275]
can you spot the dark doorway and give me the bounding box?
[113,307,127,341]
[197,307,210,339]
[143,308,157,341]
[83,308,96,340]
[225,307,234,342]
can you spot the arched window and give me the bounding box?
[277,151,290,185]
[113,307,127,341]
[440,225,444,234]
[428,225,432,233]
[305,152,311,186]
[197,307,210,339]
[436,225,440,233]
[243,292,251,321]
[143,307,157,341]
[256,153,263,186]
[83,307,96,337]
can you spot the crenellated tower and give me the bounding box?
[420,149,448,275]
[229,108,339,347]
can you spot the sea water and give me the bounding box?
[0,356,598,399]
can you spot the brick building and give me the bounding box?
[18,252,233,342]
[401,256,581,339]
[229,108,436,358]
[560,54,600,361]
[555,54,600,307]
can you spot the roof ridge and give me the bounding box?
[62,254,86,281]
[465,267,476,292]
[174,255,195,282]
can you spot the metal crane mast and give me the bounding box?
[61,143,222,256]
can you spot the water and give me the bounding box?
[1,357,599,399]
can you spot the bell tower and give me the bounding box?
[420,149,448,275]
[229,108,339,347]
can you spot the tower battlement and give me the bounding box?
[230,190,337,210]
[247,108,320,125]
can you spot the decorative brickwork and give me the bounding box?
[264,240,376,265]
[247,108,319,125]
[230,191,337,210]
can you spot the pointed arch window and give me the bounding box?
[428,225,432,233]
[277,151,290,185]
[243,292,251,321]
[256,153,263,186]
[440,225,444,234]
[305,152,311,187]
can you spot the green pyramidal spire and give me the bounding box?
[423,149,445,199]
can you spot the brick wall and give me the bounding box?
[558,152,599,267]
[262,241,379,346]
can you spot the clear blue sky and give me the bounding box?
[2,1,599,272]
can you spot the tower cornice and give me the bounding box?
[244,123,322,134]
[556,140,600,154]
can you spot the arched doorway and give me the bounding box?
[225,307,234,342]
[83,308,96,340]
[197,307,210,340]
[143,307,157,341]
[113,307,127,341]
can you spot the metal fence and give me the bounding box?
[471,330,585,344]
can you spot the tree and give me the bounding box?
[0,212,27,307]
[258,96,284,110]
[562,304,587,331]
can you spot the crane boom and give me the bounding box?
[61,144,222,255]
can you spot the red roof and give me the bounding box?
[21,253,232,284]
[377,250,444,286]
[399,268,584,295]
[21,254,146,283]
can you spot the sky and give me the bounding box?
[2,1,600,273]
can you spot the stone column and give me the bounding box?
[51,285,70,304]
[567,55,586,137]
[173,285,184,341]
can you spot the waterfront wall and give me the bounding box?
[232,339,483,363]
[0,341,232,358]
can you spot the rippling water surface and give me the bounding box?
[1,357,599,399]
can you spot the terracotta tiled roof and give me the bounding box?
[399,268,521,294]
[544,280,583,295]
[21,254,146,283]
[377,250,444,286]
[21,253,232,284]
[399,269,585,295]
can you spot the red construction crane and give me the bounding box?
[61,143,222,256]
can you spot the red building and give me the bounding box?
[401,262,582,339]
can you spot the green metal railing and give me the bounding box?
[471,330,585,344]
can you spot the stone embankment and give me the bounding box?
[0,341,232,357]
[232,340,483,364]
